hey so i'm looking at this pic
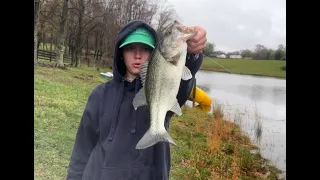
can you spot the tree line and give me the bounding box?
[204,42,286,61]
[34,0,286,70]
[34,0,177,68]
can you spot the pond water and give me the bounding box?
[186,70,286,177]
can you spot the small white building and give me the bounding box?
[230,55,242,59]
[217,54,226,59]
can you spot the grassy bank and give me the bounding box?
[34,63,283,179]
[200,58,286,79]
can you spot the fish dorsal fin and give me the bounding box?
[182,66,192,80]
[139,60,149,87]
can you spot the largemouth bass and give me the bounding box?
[132,20,197,149]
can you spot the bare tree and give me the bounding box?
[155,0,177,40]
[72,0,85,67]
[38,0,61,55]
[34,0,41,64]
[54,0,69,68]
[37,0,177,69]
[102,0,160,64]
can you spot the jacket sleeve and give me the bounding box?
[66,85,101,180]
[176,53,204,106]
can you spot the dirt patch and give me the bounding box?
[35,70,51,76]
[74,73,94,81]
[37,62,54,68]
[37,62,68,70]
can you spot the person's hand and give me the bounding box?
[187,26,207,54]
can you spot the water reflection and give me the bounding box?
[251,85,264,101]
[189,70,286,176]
[197,83,286,106]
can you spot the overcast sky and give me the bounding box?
[167,0,286,53]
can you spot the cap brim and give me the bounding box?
[119,40,155,49]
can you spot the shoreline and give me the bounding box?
[199,67,286,80]
[185,101,286,178]
[170,106,285,179]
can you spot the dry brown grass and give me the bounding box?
[170,103,284,180]
[231,144,240,180]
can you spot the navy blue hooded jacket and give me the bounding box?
[66,20,204,180]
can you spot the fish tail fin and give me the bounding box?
[135,129,177,149]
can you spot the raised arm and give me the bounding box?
[176,26,207,106]
[176,53,203,106]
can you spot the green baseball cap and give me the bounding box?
[119,27,155,49]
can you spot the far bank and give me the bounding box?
[200,58,286,79]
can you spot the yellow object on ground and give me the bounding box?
[189,87,212,106]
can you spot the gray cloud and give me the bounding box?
[168,0,286,52]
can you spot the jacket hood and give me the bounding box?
[112,20,159,84]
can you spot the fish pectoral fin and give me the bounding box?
[182,66,192,81]
[170,100,182,116]
[135,129,177,149]
[132,88,147,110]
[139,60,149,87]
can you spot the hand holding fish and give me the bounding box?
[186,26,207,54]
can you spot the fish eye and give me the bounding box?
[166,30,172,35]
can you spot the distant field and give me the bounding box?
[39,42,56,51]
[200,58,286,78]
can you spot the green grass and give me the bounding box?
[34,62,110,179]
[39,42,56,52]
[34,62,283,180]
[200,58,286,78]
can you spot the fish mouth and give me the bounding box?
[176,25,196,34]
[172,20,195,33]
[174,20,182,25]
[174,20,196,34]
[174,20,197,41]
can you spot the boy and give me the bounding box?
[67,19,207,180]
